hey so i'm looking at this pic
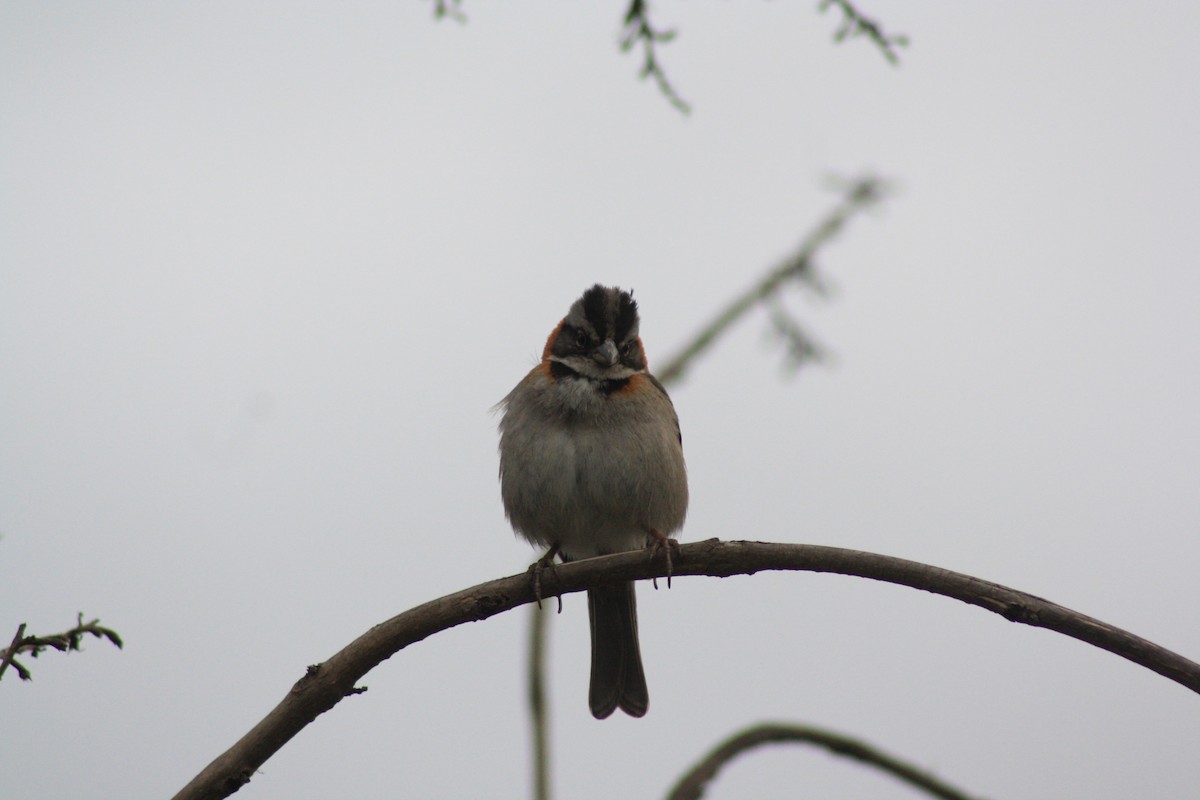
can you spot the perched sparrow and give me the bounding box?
[497,284,688,719]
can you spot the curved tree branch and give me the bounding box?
[173,538,1200,800]
[666,722,982,800]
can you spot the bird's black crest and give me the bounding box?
[581,285,612,338]
[613,289,639,343]
[580,284,639,342]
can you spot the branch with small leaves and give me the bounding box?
[427,2,906,111]
[668,722,984,800]
[621,0,690,114]
[820,0,909,65]
[0,614,123,682]
[655,175,890,385]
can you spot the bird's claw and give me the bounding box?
[645,528,679,589]
[529,544,563,613]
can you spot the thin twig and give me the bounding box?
[173,538,1200,800]
[766,294,826,374]
[819,0,909,65]
[667,722,983,800]
[655,176,888,385]
[0,623,28,681]
[621,0,690,114]
[0,614,123,682]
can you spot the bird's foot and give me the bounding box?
[644,528,679,589]
[528,544,563,612]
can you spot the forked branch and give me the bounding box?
[820,0,909,65]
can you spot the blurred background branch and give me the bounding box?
[620,0,690,113]
[656,175,890,385]
[667,722,982,800]
[431,0,465,23]
[819,0,909,65]
[528,603,551,800]
[433,1,903,112]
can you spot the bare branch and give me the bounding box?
[0,623,29,681]
[621,0,690,114]
[173,538,1200,800]
[819,0,909,65]
[655,176,888,385]
[667,722,983,800]
[0,614,123,683]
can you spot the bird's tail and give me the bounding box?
[587,582,649,719]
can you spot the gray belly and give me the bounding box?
[501,419,687,559]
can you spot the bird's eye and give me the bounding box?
[620,340,636,356]
[574,329,589,349]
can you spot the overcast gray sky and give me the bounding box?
[2,2,1199,798]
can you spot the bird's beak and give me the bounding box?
[593,339,619,367]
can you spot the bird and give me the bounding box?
[497,284,688,719]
